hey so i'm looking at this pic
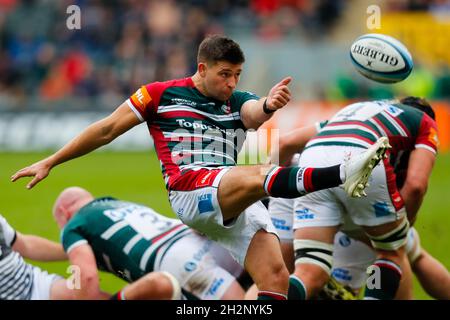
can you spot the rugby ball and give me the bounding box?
[350,33,413,84]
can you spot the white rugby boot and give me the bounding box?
[342,136,391,198]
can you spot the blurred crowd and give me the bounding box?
[386,0,450,11]
[0,0,346,110]
[0,0,448,111]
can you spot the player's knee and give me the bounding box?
[405,227,422,264]
[238,165,273,194]
[220,281,246,300]
[368,218,410,253]
[141,272,181,300]
[273,263,290,285]
[259,260,289,289]
[159,272,181,300]
[245,167,270,194]
[294,264,329,293]
[293,239,333,292]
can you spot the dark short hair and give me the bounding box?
[197,35,245,65]
[400,96,435,120]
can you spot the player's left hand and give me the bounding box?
[266,77,292,112]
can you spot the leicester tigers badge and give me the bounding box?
[221,103,231,114]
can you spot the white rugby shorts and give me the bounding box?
[168,167,278,266]
[30,267,63,300]
[293,145,406,228]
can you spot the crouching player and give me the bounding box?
[53,186,246,300]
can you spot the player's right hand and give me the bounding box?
[265,77,292,112]
[11,159,52,189]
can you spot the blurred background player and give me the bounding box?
[271,97,438,300]
[53,186,246,300]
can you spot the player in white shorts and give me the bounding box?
[272,98,439,300]
[0,214,69,300]
[269,196,450,299]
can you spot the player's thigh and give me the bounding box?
[337,160,406,228]
[269,197,295,242]
[170,189,278,266]
[217,164,270,220]
[268,197,295,271]
[291,191,342,285]
[292,189,344,237]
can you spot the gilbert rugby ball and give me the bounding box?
[350,33,413,84]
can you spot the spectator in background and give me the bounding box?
[0,0,347,111]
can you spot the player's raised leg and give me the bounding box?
[217,136,390,221]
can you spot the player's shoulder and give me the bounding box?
[229,90,259,109]
[144,77,194,93]
[63,199,106,232]
[394,102,436,126]
[231,89,259,99]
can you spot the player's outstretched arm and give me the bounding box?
[241,77,292,130]
[12,232,67,261]
[11,103,141,189]
[400,148,435,224]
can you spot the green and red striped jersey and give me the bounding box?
[126,77,259,189]
[309,100,439,168]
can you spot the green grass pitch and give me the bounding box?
[1,151,449,299]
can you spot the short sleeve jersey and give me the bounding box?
[61,197,190,282]
[310,100,439,169]
[126,78,259,188]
